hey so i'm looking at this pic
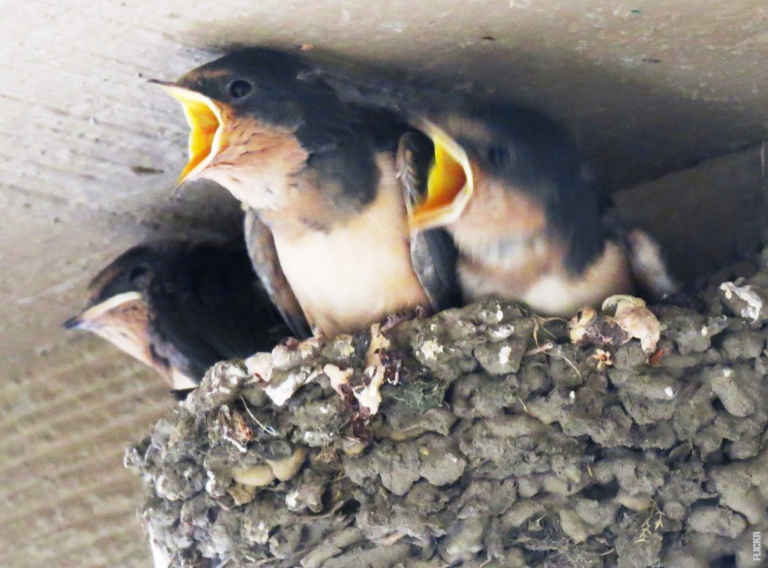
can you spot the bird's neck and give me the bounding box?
[259,189,341,237]
[448,175,550,262]
[262,151,393,239]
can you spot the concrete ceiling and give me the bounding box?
[0,0,766,565]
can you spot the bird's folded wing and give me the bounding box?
[244,208,312,339]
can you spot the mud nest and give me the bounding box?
[127,258,768,568]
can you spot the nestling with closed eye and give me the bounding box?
[65,241,290,397]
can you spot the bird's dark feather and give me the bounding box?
[145,241,290,381]
[243,209,312,340]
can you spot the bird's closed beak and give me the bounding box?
[409,120,474,233]
[150,80,227,185]
[63,291,144,332]
[63,315,83,330]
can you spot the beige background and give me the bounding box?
[1,1,767,565]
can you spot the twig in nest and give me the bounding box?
[525,341,554,357]
[636,499,665,543]
[531,315,564,346]
[240,396,278,437]
[648,348,666,366]
[529,317,581,377]
[548,349,582,379]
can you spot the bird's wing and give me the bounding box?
[602,210,679,302]
[396,131,462,311]
[244,208,312,339]
[148,242,291,381]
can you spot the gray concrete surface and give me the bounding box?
[1,0,766,565]
[614,143,767,281]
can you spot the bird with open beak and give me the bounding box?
[153,48,459,338]
[397,106,676,316]
[64,241,290,397]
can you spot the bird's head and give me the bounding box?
[410,103,584,224]
[64,246,167,375]
[153,48,352,211]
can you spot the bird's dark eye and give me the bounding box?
[488,146,511,168]
[228,79,252,99]
[128,266,148,283]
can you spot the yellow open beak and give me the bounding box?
[409,121,474,233]
[152,81,226,184]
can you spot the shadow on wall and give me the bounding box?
[129,179,246,245]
